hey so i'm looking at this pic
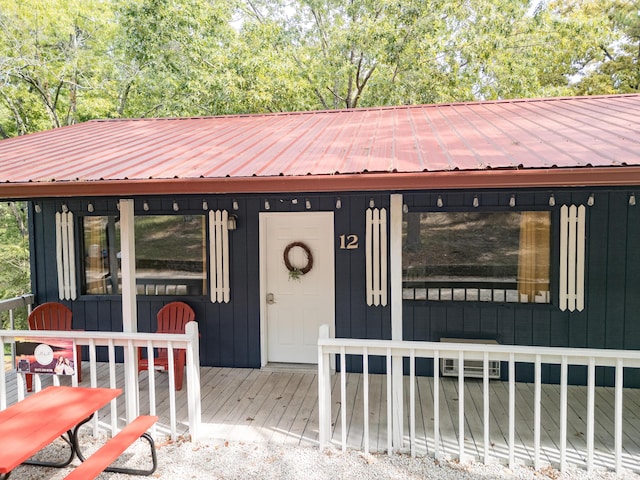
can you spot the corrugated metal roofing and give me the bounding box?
[0,94,639,198]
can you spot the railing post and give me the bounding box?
[615,358,624,474]
[340,347,347,451]
[386,350,393,455]
[364,346,370,455]
[120,199,139,424]
[458,350,465,462]
[508,352,515,469]
[534,354,542,471]
[586,357,595,472]
[124,339,139,423]
[433,350,440,459]
[185,321,201,442]
[318,324,331,450]
[560,355,568,473]
[167,343,177,439]
[483,350,490,465]
[390,194,404,450]
[108,340,118,437]
[0,336,6,410]
[9,310,15,366]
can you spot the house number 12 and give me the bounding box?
[339,234,359,249]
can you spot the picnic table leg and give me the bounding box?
[68,414,97,463]
[75,430,158,476]
[23,413,94,470]
[21,429,75,469]
[103,433,158,476]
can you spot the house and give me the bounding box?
[0,94,639,387]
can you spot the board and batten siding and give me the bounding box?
[27,193,391,370]
[27,188,639,385]
[401,188,640,387]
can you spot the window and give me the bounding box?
[83,216,120,295]
[82,215,206,296]
[402,211,550,303]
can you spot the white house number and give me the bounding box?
[339,234,359,249]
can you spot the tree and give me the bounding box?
[113,0,238,117]
[439,0,612,99]
[573,0,640,94]
[0,0,119,136]
[224,16,318,113]
[238,0,621,109]
[242,0,457,109]
[0,0,635,133]
[0,202,30,330]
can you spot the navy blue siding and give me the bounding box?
[30,193,391,371]
[402,188,640,386]
[28,187,639,385]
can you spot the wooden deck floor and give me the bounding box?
[3,363,640,473]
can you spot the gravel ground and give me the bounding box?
[10,435,640,480]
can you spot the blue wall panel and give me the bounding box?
[30,193,392,373]
[402,188,640,386]
[28,187,640,386]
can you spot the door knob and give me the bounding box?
[266,293,275,304]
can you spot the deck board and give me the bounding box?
[369,373,387,453]
[3,363,640,474]
[270,372,312,445]
[412,376,429,455]
[347,372,367,450]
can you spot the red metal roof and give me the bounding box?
[0,94,639,198]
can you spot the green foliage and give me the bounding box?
[0,0,636,137]
[573,0,640,94]
[113,0,240,117]
[239,0,633,108]
[0,0,120,135]
[0,202,30,330]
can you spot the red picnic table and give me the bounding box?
[0,387,122,480]
[0,386,119,479]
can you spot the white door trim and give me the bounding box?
[259,212,335,367]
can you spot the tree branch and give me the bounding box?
[12,71,61,128]
[117,81,133,117]
[600,45,615,62]
[244,0,266,24]
[8,202,28,238]
[291,52,330,109]
[310,7,329,57]
[326,85,345,105]
[0,90,27,136]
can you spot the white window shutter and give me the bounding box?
[559,204,586,312]
[209,209,230,303]
[55,211,77,301]
[366,208,388,306]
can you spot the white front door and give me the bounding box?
[260,212,335,365]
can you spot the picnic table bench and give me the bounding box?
[0,386,157,480]
[65,414,158,480]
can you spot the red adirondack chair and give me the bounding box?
[137,301,196,391]
[26,302,82,391]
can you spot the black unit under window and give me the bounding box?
[402,211,551,303]
[82,215,206,296]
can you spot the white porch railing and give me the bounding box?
[1,322,201,442]
[0,294,34,332]
[317,324,640,475]
[0,294,34,371]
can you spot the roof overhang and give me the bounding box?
[1,94,639,199]
[3,166,640,200]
